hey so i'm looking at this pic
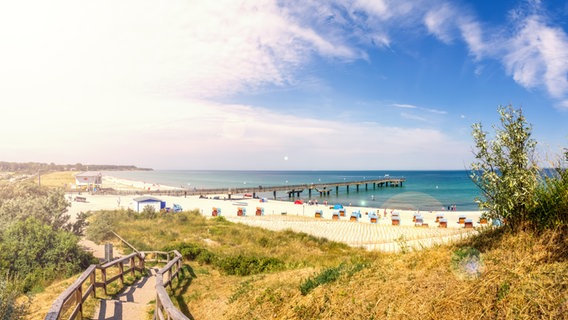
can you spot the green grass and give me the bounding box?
[78,210,568,319]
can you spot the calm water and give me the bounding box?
[103,170,481,211]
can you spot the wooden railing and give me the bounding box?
[45,250,187,320]
[153,250,189,320]
[44,265,97,320]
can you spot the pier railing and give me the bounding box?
[76,176,407,198]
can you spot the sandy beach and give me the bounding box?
[68,175,486,253]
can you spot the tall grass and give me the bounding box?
[81,209,568,319]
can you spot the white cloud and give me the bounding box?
[392,104,417,109]
[424,3,457,44]
[503,15,568,102]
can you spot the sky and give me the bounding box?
[1,0,568,170]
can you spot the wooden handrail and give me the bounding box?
[44,265,97,320]
[153,250,189,320]
[45,250,190,320]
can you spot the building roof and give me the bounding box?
[133,196,163,203]
[75,171,102,177]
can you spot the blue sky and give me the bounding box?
[1,0,567,170]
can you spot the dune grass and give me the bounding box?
[34,171,78,188]
[37,209,567,319]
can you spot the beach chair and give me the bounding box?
[212,207,221,216]
[369,212,378,223]
[414,215,424,227]
[439,218,447,228]
[332,211,340,220]
[255,207,264,216]
[339,209,346,217]
[237,207,246,216]
[464,218,474,229]
[391,216,400,226]
[315,210,323,218]
[350,210,361,221]
[435,213,444,223]
[479,217,488,225]
[458,216,466,224]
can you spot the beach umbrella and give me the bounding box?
[333,204,343,209]
[294,200,303,204]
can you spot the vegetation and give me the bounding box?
[471,105,568,231]
[0,277,27,320]
[470,105,540,230]
[0,182,96,317]
[81,208,567,319]
[0,161,151,173]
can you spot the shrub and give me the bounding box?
[0,218,96,292]
[86,210,127,243]
[216,255,285,276]
[300,265,344,295]
[531,167,568,229]
[0,276,27,320]
[163,242,215,265]
[470,106,539,231]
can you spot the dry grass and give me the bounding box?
[36,211,568,319]
[36,171,78,188]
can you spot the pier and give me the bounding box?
[108,177,407,200]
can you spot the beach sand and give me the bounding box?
[69,175,485,253]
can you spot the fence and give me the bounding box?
[45,250,187,320]
[153,250,189,320]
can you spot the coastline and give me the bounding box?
[69,174,485,253]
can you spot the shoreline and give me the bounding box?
[68,176,486,252]
[98,174,479,211]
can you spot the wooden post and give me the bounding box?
[130,256,135,277]
[119,262,124,286]
[102,268,107,295]
[76,286,83,318]
[90,270,96,298]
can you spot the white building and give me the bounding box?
[75,171,102,187]
[132,196,166,213]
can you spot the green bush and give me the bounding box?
[299,262,368,295]
[300,265,342,295]
[0,218,96,292]
[86,210,128,243]
[531,168,568,229]
[216,255,285,276]
[0,276,27,320]
[163,242,215,265]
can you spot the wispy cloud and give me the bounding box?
[392,103,447,115]
[392,103,418,109]
[502,14,568,103]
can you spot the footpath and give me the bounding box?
[79,239,158,320]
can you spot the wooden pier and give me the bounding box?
[107,177,407,200]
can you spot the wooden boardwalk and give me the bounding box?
[94,268,159,320]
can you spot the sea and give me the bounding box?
[102,170,482,211]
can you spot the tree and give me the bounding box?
[470,105,539,231]
[0,183,72,233]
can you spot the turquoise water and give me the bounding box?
[103,170,481,211]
